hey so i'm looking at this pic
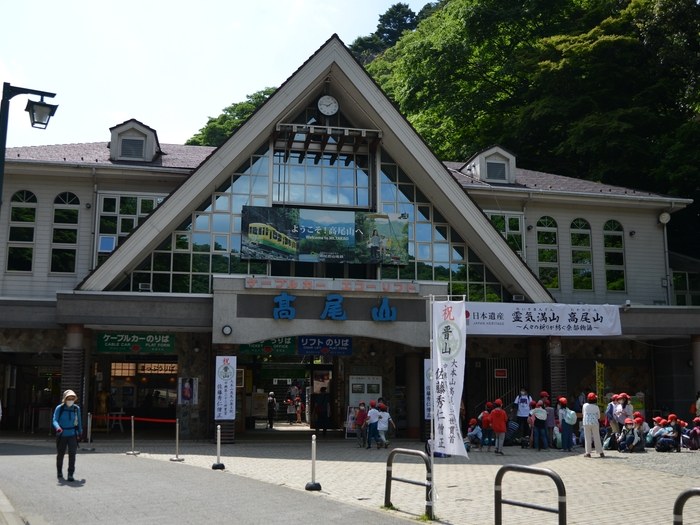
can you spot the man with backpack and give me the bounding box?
[52,389,83,482]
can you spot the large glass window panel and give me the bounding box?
[194,214,210,231]
[54,208,79,224]
[174,234,190,250]
[606,270,625,291]
[51,249,76,273]
[172,274,191,293]
[153,253,171,271]
[153,273,171,292]
[415,223,432,242]
[192,233,211,252]
[434,225,448,242]
[102,197,117,213]
[605,252,624,266]
[192,253,210,273]
[213,235,228,252]
[119,197,137,215]
[417,243,432,260]
[537,231,557,245]
[173,253,190,272]
[212,254,229,273]
[214,194,230,212]
[539,267,559,289]
[233,175,250,193]
[99,216,117,234]
[433,243,449,262]
[572,250,592,264]
[573,268,593,290]
[7,247,33,271]
[9,227,34,242]
[11,207,35,222]
[52,229,77,244]
[538,248,558,263]
[212,214,230,233]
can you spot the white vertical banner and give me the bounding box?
[431,299,468,457]
[214,356,237,420]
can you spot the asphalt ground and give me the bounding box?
[1,431,700,524]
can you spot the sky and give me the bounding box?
[1,1,429,148]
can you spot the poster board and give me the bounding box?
[346,375,382,438]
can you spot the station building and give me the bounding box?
[1,36,699,439]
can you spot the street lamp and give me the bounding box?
[0,82,58,209]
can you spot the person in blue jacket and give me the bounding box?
[52,389,83,481]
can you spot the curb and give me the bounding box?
[0,489,24,525]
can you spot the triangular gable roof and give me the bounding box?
[79,35,552,303]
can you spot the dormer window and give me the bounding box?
[120,138,145,159]
[463,146,516,184]
[486,161,507,181]
[109,119,161,162]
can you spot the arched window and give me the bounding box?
[603,220,625,291]
[536,216,559,289]
[51,192,80,273]
[7,190,37,272]
[570,218,592,290]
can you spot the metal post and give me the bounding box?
[82,413,95,452]
[305,434,322,491]
[170,418,184,462]
[126,415,140,455]
[212,424,225,469]
[673,488,700,524]
[384,448,433,520]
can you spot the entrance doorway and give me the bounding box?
[238,354,335,432]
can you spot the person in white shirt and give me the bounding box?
[376,403,396,448]
[513,388,533,440]
[582,392,605,458]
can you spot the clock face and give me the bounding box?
[317,95,339,116]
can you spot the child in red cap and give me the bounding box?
[490,399,508,455]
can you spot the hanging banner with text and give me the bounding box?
[214,356,237,420]
[431,300,468,458]
[464,303,621,336]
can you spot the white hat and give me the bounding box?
[62,389,77,403]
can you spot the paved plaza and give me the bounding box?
[1,429,700,524]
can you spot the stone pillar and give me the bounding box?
[547,336,567,400]
[528,338,543,394]
[61,325,86,403]
[693,335,700,396]
[405,352,423,439]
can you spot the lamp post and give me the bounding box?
[0,82,58,210]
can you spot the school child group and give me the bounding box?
[353,399,396,449]
[465,390,577,454]
[601,391,700,453]
[464,388,700,456]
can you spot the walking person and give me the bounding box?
[490,399,508,455]
[582,392,604,458]
[354,402,368,448]
[52,390,83,481]
[558,397,576,452]
[267,391,277,429]
[365,400,380,449]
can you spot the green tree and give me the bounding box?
[186,87,276,147]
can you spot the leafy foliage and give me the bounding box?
[186,87,276,147]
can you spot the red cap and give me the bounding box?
[680,420,688,428]
[653,416,662,423]
[469,418,477,426]
[633,411,642,418]
[587,392,597,402]
[618,392,629,400]
[611,394,619,401]
[378,403,386,410]
[693,417,700,424]
[634,417,643,425]
[558,397,567,405]
[536,400,544,407]
[485,402,494,409]
[530,400,537,408]
[624,418,634,424]
[668,413,677,421]
[539,391,549,398]
[494,399,503,406]
[660,419,668,426]
[369,400,377,407]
